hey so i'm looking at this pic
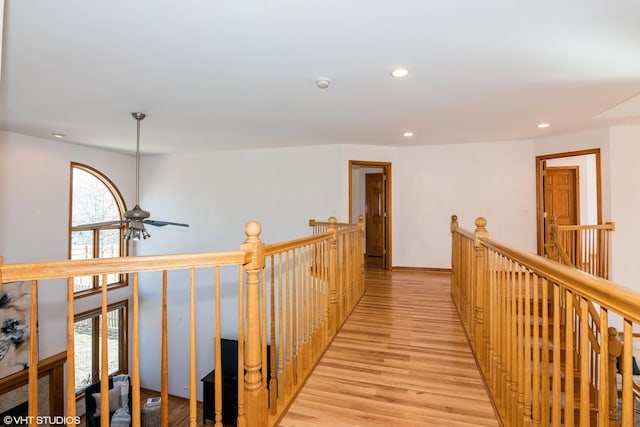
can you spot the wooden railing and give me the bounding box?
[451,215,640,427]
[545,216,615,279]
[0,217,364,427]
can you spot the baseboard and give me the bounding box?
[391,266,452,273]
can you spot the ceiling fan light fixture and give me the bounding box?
[124,228,148,241]
[123,220,151,241]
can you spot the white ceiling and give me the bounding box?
[1,0,640,154]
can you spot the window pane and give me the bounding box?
[99,229,121,286]
[72,168,121,227]
[72,231,95,292]
[74,318,94,392]
[71,230,94,260]
[74,305,126,393]
[100,309,121,376]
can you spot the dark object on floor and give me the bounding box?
[201,339,271,426]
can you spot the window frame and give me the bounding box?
[69,162,129,297]
[74,300,129,397]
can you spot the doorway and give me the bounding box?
[536,149,601,255]
[349,161,392,270]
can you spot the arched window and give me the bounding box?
[69,163,128,295]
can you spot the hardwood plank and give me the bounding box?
[279,268,499,426]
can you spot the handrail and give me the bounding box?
[265,231,332,255]
[558,223,616,231]
[2,251,252,282]
[451,215,640,426]
[481,235,640,323]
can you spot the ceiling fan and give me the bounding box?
[76,112,189,240]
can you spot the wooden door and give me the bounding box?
[365,173,385,258]
[544,166,579,226]
[543,166,580,259]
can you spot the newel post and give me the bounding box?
[474,217,489,371]
[607,328,622,426]
[450,215,459,300]
[327,217,338,338]
[240,221,268,427]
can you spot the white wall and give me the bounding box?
[608,125,640,292]
[0,131,135,408]
[392,140,537,268]
[134,143,402,398]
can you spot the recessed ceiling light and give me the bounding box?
[537,123,550,129]
[391,68,409,78]
[52,133,65,138]
[403,131,414,137]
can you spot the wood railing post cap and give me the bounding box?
[244,221,262,238]
[475,217,487,228]
[451,215,458,222]
[328,216,337,224]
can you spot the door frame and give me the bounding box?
[349,160,392,270]
[535,148,601,255]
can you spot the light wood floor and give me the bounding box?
[82,268,498,426]
[279,267,499,427]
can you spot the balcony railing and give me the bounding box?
[451,215,640,426]
[0,216,364,427]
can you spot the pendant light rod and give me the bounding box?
[132,112,146,206]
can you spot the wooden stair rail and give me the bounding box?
[546,216,615,280]
[0,218,365,427]
[451,215,639,426]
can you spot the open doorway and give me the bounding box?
[349,160,392,270]
[536,149,601,255]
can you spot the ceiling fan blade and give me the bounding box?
[144,219,190,228]
[74,220,127,230]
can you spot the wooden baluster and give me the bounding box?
[358,215,365,298]
[621,321,633,426]
[100,275,109,427]
[237,267,246,427]
[214,268,223,427]
[531,273,541,427]
[240,221,268,427]
[291,249,298,387]
[28,280,38,426]
[265,256,274,415]
[189,268,197,427]
[564,289,574,427]
[579,298,590,427]
[474,217,488,374]
[551,283,562,427]
[132,272,141,427]
[285,251,293,393]
[327,217,338,338]
[161,270,169,427]
[66,277,77,424]
[277,253,285,407]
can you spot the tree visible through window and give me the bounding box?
[70,163,127,293]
